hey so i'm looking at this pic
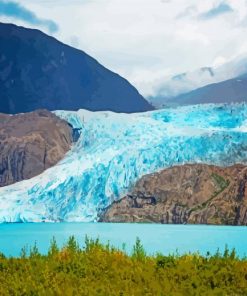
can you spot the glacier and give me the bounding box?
[0,103,247,222]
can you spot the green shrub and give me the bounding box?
[0,238,246,295]
[131,237,146,261]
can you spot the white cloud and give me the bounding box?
[212,56,227,67]
[2,0,247,97]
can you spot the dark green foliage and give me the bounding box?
[29,242,41,259]
[211,173,230,192]
[0,238,246,295]
[131,237,146,261]
[156,253,176,268]
[66,235,80,253]
[48,237,59,257]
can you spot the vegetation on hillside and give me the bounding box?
[0,237,246,295]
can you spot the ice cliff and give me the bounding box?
[0,104,247,222]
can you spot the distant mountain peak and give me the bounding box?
[148,53,247,107]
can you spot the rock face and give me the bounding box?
[0,109,73,187]
[0,22,153,114]
[100,164,247,225]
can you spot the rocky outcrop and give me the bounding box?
[0,109,73,187]
[99,164,247,225]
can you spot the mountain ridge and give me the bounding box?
[149,55,247,107]
[0,22,153,114]
[169,74,247,105]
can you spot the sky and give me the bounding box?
[1,0,247,97]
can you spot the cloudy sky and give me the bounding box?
[1,0,247,96]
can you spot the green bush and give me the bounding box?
[0,237,246,295]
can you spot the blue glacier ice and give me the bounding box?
[0,103,247,222]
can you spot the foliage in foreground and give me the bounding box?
[0,237,246,295]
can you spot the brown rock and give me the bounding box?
[99,164,247,225]
[0,109,73,186]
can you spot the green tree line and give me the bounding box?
[0,236,246,295]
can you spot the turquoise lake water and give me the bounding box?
[0,223,247,258]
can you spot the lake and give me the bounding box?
[0,223,246,258]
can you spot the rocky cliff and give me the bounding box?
[0,109,73,187]
[100,164,247,225]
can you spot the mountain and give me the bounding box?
[149,54,247,107]
[0,109,73,187]
[149,66,217,107]
[170,74,247,105]
[0,23,153,114]
[100,164,247,225]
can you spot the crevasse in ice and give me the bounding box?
[0,103,247,222]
